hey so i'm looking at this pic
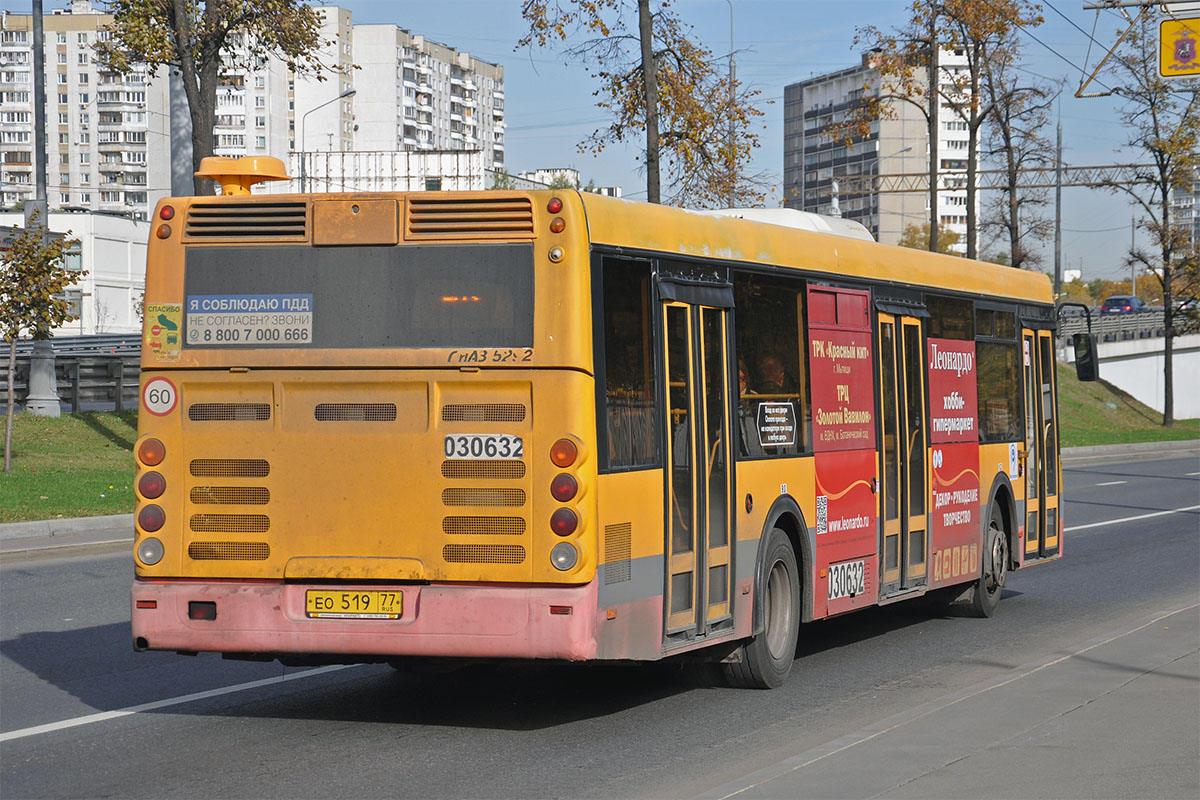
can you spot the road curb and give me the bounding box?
[1061,438,1199,464]
[0,513,132,541]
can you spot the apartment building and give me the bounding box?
[4,2,506,212]
[783,51,974,253]
[348,21,504,170]
[1,0,169,217]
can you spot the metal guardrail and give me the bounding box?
[1,353,139,412]
[1057,310,1198,342]
[10,334,141,357]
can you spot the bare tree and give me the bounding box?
[980,35,1057,270]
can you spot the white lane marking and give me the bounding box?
[1188,472,1200,477]
[1065,504,1200,533]
[707,603,1200,800]
[0,664,355,743]
[1094,480,1127,486]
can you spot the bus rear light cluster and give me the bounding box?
[548,437,583,570]
[136,437,167,565]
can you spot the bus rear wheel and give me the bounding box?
[965,506,1008,618]
[723,528,800,689]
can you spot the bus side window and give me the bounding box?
[600,257,660,470]
[732,271,811,457]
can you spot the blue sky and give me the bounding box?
[336,1,1175,281]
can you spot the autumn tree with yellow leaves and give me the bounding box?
[519,0,766,207]
[844,1,1043,256]
[94,0,327,194]
[1,213,83,472]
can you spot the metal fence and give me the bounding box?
[1,335,141,412]
[1057,310,1198,342]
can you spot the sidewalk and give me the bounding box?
[1,440,1196,562]
[697,604,1200,799]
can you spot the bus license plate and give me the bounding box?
[443,434,524,460]
[305,590,402,619]
[828,559,866,600]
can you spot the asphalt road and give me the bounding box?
[1,454,1196,799]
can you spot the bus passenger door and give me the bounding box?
[877,314,929,594]
[1022,329,1060,560]
[662,302,734,643]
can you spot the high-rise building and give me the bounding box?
[1171,173,1198,250]
[1,0,169,217]
[3,2,506,213]
[348,22,504,168]
[784,51,974,253]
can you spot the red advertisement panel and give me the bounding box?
[814,448,878,616]
[929,441,982,588]
[928,338,978,444]
[809,329,875,452]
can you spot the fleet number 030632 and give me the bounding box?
[443,434,524,460]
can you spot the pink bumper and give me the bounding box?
[131,578,599,661]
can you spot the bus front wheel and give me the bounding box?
[965,506,1008,618]
[723,528,800,689]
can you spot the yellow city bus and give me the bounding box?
[131,157,1078,688]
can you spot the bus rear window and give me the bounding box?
[183,243,533,349]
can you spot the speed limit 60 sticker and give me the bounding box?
[142,377,178,416]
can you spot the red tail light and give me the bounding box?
[550,473,578,502]
[550,508,578,536]
[138,471,165,500]
[138,504,165,533]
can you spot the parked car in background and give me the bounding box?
[1099,295,1147,314]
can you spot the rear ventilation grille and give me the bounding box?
[185,201,307,239]
[406,196,534,239]
[189,514,270,533]
[604,522,633,584]
[442,516,526,536]
[190,487,270,505]
[188,403,271,421]
[442,403,526,423]
[442,544,526,564]
[441,460,526,480]
[189,541,271,561]
[442,488,526,507]
[190,459,270,478]
[315,403,397,422]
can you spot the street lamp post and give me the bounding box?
[299,87,356,193]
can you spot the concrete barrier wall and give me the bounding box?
[1087,333,1200,418]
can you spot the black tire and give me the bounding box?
[723,527,800,689]
[965,505,1009,618]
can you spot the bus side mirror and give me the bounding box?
[1073,333,1099,382]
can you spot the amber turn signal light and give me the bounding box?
[549,217,565,233]
[138,438,165,466]
[550,438,577,467]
